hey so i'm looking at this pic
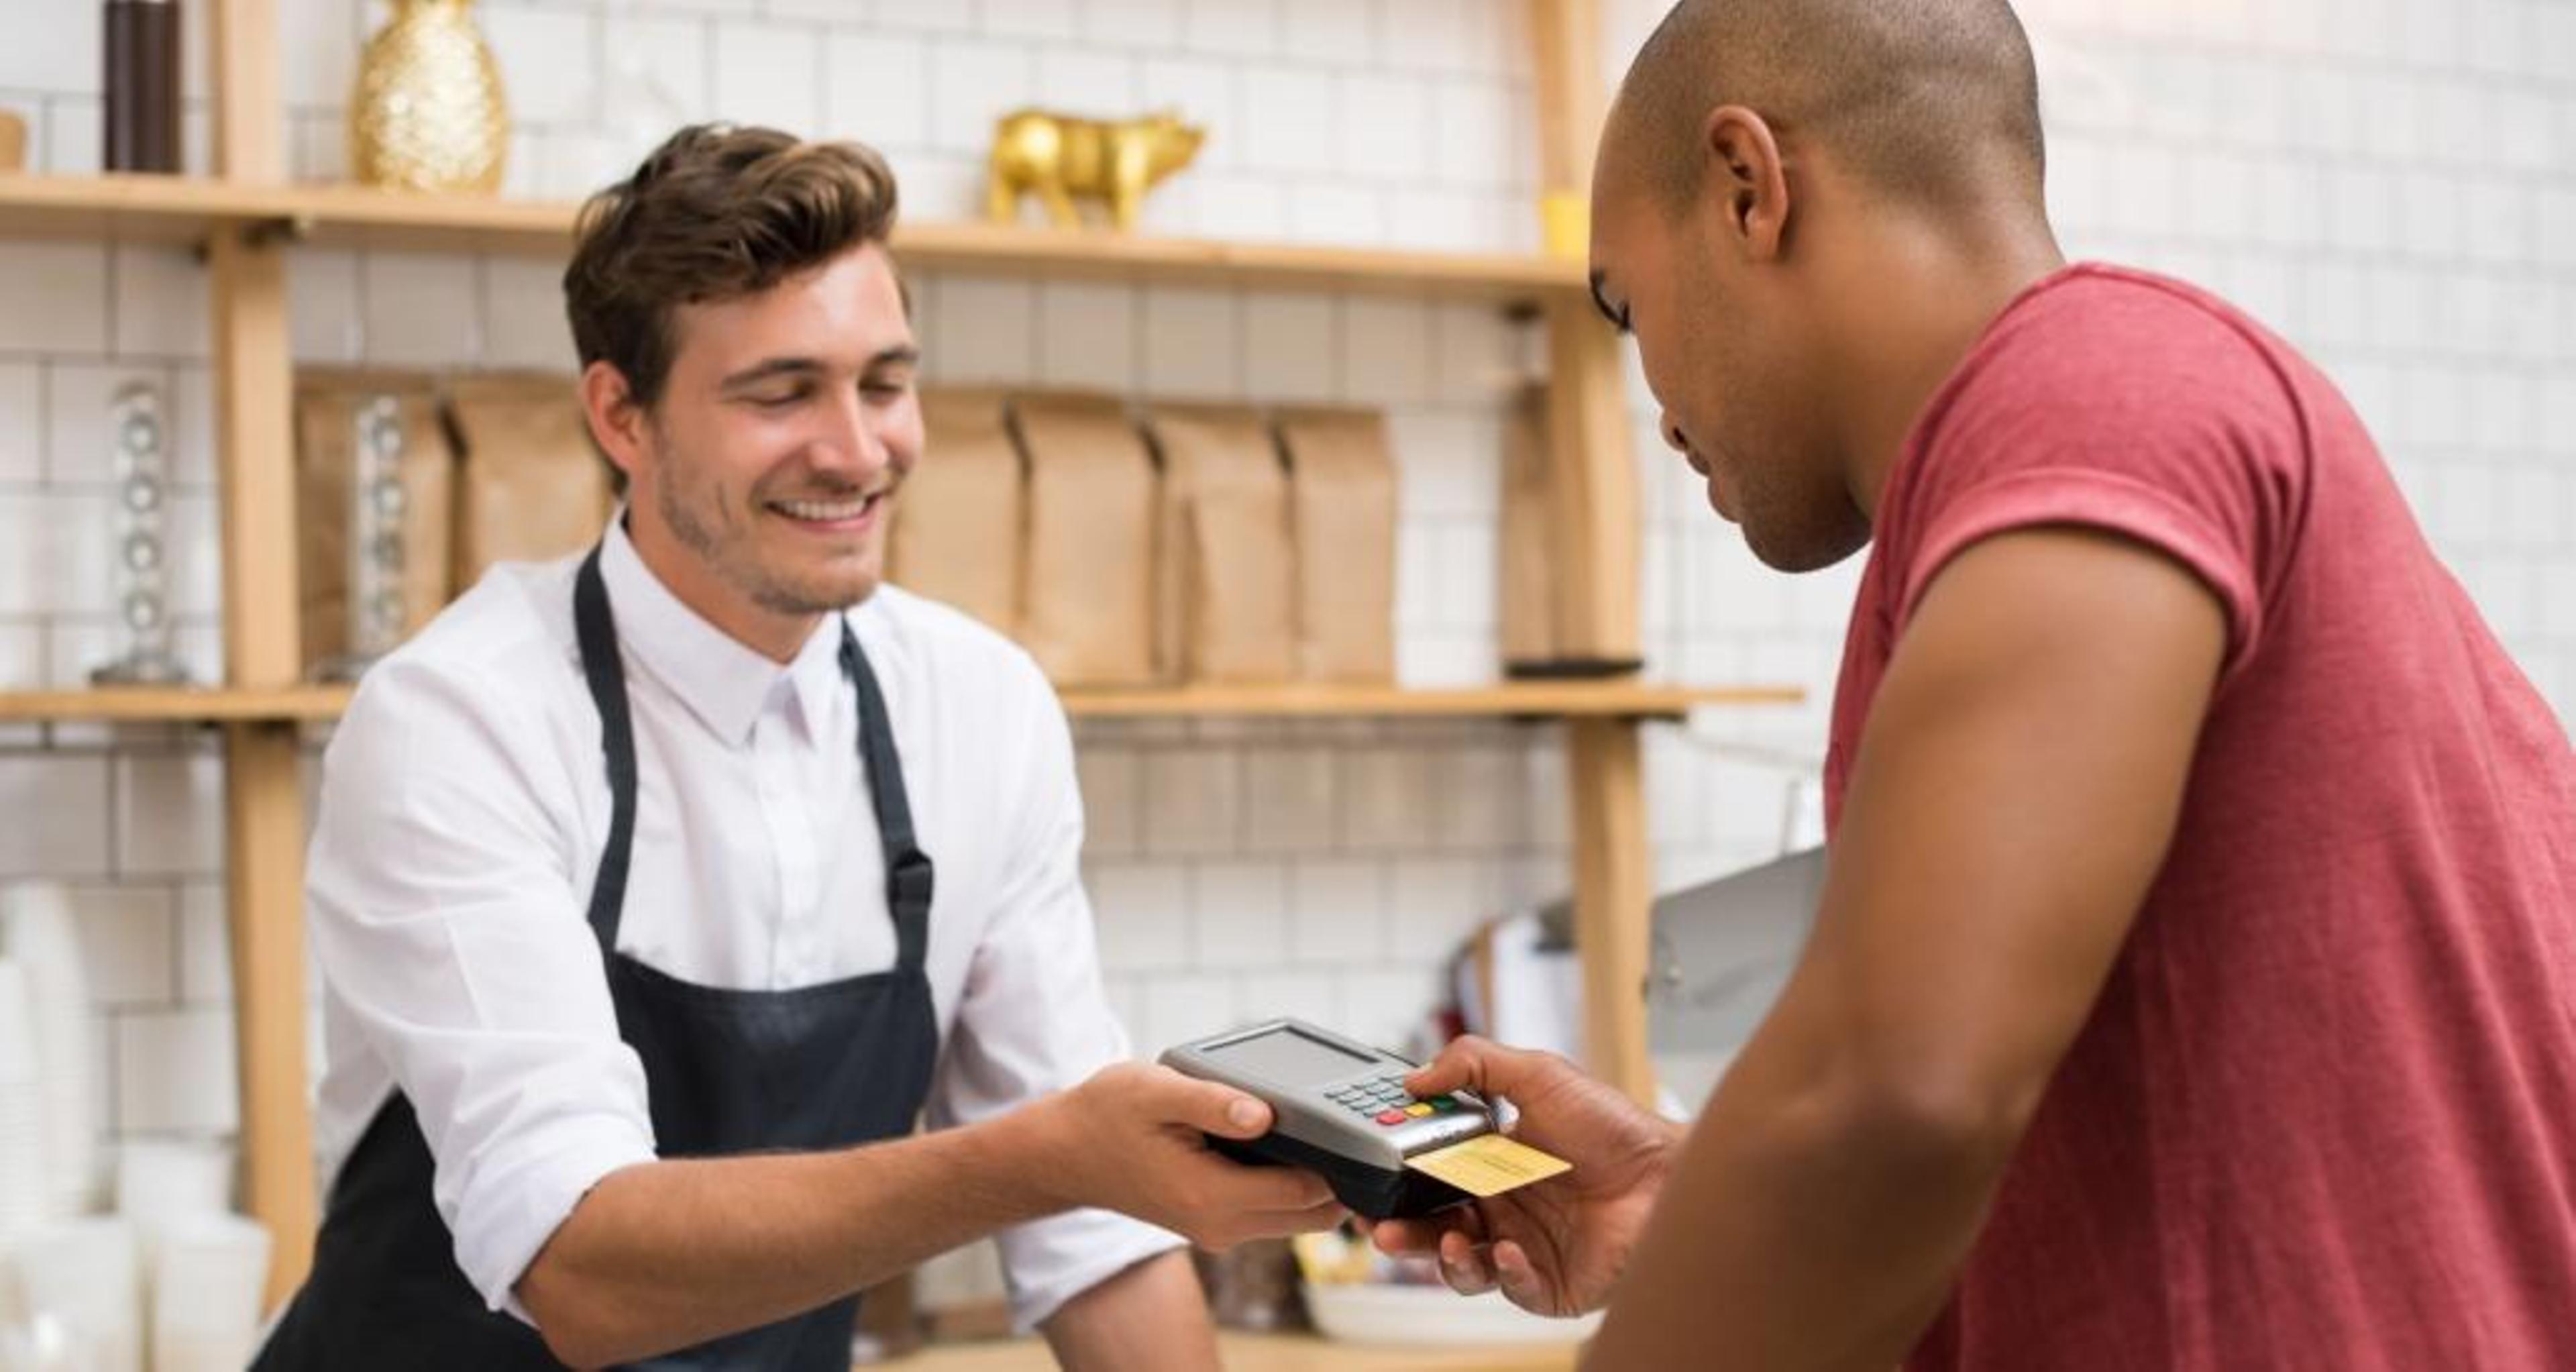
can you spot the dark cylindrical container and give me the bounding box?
[103,0,181,172]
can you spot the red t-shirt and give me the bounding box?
[1822,264,2576,1369]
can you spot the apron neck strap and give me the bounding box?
[571,546,935,973]
[841,620,933,975]
[574,546,639,951]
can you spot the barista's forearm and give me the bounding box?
[517,1102,1068,1367]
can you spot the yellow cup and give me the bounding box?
[1540,191,1590,260]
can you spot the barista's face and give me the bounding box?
[619,244,922,646]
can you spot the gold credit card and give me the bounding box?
[1403,1133,1572,1198]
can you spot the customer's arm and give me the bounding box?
[1585,527,2226,1370]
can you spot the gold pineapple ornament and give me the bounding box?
[350,0,510,194]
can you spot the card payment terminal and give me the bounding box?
[1160,1018,1495,1219]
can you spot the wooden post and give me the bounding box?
[211,0,285,182]
[1567,721,1655,1104]
[209,0,313,1308]
[1529,0,1658,1104]
[1527,0,1640,672]
[216,311,319,1306]
[211,229,313,1306]
[1529,0,1606,260]
[209,233,299,688]
[223,724,315,1308]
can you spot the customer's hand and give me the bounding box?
[1369,1037,1682,1316]
[1048,1061,1347,1249]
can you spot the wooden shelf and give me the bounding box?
[0,685,352,724]
[1061,681,1800,720]
[914,1330,1578,1371]
[0,680,1796,727]
[0,174,1583,303]
[889,219,1580,302]
[0,172,278,247]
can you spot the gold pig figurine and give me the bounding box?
[986,108,1205,231]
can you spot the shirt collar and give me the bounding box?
[598,516,848,748]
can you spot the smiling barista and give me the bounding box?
[252,125,1344,1371]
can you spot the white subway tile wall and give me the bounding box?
[0,0,2565,1231]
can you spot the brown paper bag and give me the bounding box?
[1498,382,1558,669]
[1186,492,1297,684]
[1012,392,1158,686]
[888,388,1024,636]
[293,369,455,677]
[1145,405,1294,683]
[446,373,612,589]
[1275,407,1398,683]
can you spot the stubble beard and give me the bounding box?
[656,456,878,620]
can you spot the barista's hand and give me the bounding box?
[1048,1061,1347,1249]
[1369,1037,1682,1316]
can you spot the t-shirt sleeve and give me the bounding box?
[1890,286,2306,685]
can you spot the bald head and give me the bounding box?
[1608,0,2045,215]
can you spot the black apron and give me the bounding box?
[257,545,941,1371]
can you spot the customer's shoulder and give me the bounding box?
[1992,264,2284,375]
[1940,264,2305,435]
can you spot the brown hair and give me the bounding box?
[563,123,902,415]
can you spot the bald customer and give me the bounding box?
[1373,1,2576,1367]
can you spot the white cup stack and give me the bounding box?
[0,883,101,1222]
[0,961,48,1247]
[7,1215,144,1372]
[145,1214,270,1372]
[112,1141,233,1253]
[0,1310,97,1371]
[110,1138,239,1371]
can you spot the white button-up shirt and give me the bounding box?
[306,518,1176,1330]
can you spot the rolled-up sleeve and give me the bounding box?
[921,670,1184,1331]
[307,653,657,1320]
